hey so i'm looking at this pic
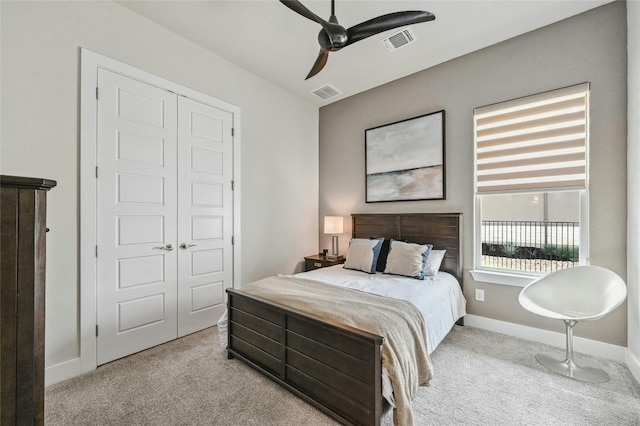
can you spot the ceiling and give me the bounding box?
[118,0,613,106]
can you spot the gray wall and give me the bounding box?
[319,2,627,345]
[627,0,640,376]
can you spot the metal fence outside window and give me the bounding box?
[481,220,579,273]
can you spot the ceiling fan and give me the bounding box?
[279,0,435,80]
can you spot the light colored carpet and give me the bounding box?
[45,326,640,425]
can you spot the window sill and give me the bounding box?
[470,269,541,288]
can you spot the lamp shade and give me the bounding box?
[324,216,343,235]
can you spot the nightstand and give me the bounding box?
[304,254,346,272]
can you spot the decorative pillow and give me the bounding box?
[424,249,446,276]
[373,238,391,272]
[384,240,433,280]
[344,238,384,274]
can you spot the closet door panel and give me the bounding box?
[96,68,178,365]
[177,96,233,337]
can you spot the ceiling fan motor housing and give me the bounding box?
[319,28,347,51]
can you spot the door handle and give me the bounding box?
[180,243,197,250]
[154,244,174,251]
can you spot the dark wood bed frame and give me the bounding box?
[226,213,462,426]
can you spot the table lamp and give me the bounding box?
[324,216,343,260]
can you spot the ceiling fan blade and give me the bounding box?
[280,0,346,47]
[279,0,324,25]
[346,11,435,46]
[305,50,330,80]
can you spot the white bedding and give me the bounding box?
[217,265,466,408]
[296,265,466,354]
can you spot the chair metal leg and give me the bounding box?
[535,320,610,383]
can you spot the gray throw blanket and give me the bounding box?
[241,275,433,426]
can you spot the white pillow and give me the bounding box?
[344,238,384,274]
[424,249,446,276]
[383,240,432,280]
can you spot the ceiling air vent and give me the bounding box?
[382,27,417,52]
[311,84,342,101]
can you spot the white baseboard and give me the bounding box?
[464,314,626,363]
[46,315,639,387]
[626,349,640,384]
[45,357,84,387]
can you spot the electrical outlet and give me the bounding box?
[475,289,485,302]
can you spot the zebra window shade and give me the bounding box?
[475,82,589,193]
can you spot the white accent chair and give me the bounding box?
[518,266,627,383]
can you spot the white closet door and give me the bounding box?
[96,68,178,365]
[177,96,233,337]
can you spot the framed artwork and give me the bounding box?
[365,110,445,202]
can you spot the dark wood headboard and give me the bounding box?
[351,213,463,284]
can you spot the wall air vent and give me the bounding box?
[382,27,417,52]
[311,84,342,101]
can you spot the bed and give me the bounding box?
[225,213,464,426]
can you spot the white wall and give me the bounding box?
[0,1,318,382]
[627,0,640,382]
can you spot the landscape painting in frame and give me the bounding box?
[366,110,445,202]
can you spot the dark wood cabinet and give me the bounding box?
[304,254,345,272]
[1,175,56,426]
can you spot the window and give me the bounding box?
[473,83,589,280]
